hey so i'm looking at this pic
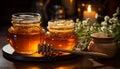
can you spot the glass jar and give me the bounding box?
[46,20,78,50]
[7,13,46,54]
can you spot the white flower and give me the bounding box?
[109,18,118,24]
[113,18,118,23]
[95,13,99,19]
[104,16,110,21]
[112,24,117,28]
[109,18,113,24]
[82,20,88,26]
[76,18,80,22]
[90,26,94,31]
[108,25,113,30]
[113,13,117,17]
[101,21,108,26]
[86,26,90,32]
[101,26,107,32]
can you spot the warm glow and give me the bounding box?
[87,5,92,12]
[70,0,73,3]
[55,65,75,69]
[83,4,96,21]
[82,3,85,7]
[39,2,43,6]
[77,8,81,12]
[59,9,64,13]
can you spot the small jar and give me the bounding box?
[7,13,46,54]
[46,20,78,50]
[88,32,116,57]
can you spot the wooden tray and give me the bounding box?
[2,44,79,62]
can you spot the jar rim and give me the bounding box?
[12,13,40,17]
[12,13,41,24]
[91,32,115,39]
[48,19,75,29]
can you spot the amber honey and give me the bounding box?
[7,13,46,54]
[46,20,78,50]
[8,28,45,54]
[46,32,77,50]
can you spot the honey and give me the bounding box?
[7,13,46,54]
[46,20,78,50]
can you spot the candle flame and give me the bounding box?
[87,5,91,12]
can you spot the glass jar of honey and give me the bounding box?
[46,20,78,50]
[7,13,46,54]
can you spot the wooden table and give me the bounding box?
[0,27,120,69]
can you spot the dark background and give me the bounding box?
[0,0,33,26]
[0,0,120,27]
